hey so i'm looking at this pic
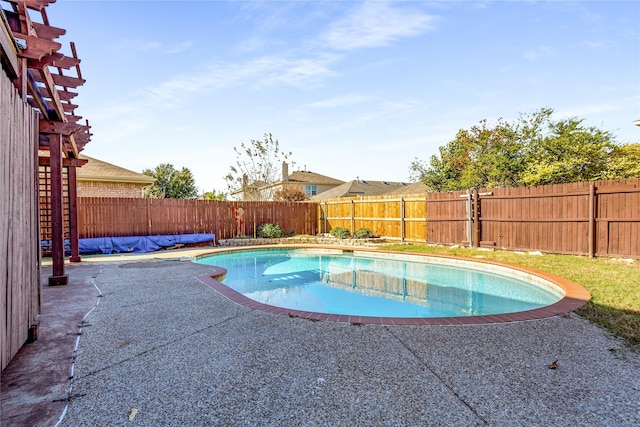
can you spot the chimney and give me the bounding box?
[282,161,289,182]
[242,174,248,189]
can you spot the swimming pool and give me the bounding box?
[196,247,590,324]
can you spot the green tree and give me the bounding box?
[411,108,625,191]
[520,116,616,186]
[143,164,198,199]
[224,133,293,201]
[202,189,228,201]
[410,117,522,191]
[606,143,640,179]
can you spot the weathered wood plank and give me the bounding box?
[1,73,40,370]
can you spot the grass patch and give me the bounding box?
[381,244,640,348]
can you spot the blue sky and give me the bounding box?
[43,0,639,194]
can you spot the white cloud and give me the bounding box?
[581,40,606,49]
[164,40,195,54]
[321,0,437,50]
[523,45,554,62]
[306,94,374,108]
[264,54,338,87]
[144,53,340,102]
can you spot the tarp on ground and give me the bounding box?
[79,234,215,255]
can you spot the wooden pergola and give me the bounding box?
[2,0,91,285]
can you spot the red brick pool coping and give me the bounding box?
[194,245,591,325]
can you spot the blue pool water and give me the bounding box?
[197,249,563,318]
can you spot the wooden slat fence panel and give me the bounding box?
[425,190,468,245]
[318,192,468,245]
[353,196,401,238]
[476,179,640,257]
[595,180,640,257]
[77,198,318,240]
[1,73,40,370]
[478,183,592,254]
[78,197,150,237]
[403,196,428,242]
[317,199,353,234]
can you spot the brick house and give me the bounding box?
[76,155,154,198]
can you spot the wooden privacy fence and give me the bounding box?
[317,190,468,245]
[76,179,638,258]
[78,198,318,240]
[317,179,640,258]
[479,179,639,257]
[1,73,40,371]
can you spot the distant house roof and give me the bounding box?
[233,168,345,196]
[77,155,155,184]
[311,179,412,200]
[382,181,429,196]
[285,170,345,186]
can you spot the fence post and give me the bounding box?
[425,192,429,243]
[400,196,405,243]
[323,201,328,234]
[466,191,473,248]
[588,182,595,258]
[473,189,480,248]
[350,199,355,233]
[146,198,151,235]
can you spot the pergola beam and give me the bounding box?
[50,72,85,88]
[38,156,88,167]
[37,85,77,101]
[4,0,92,289]
[11,31,60,60]
[29,52,80,69]
[31,20,65,40]
[26,68,55,117]
[39,119,81,135]
[18,0,56,12]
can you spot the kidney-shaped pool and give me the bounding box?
[196,247,590,325]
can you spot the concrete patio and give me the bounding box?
[1,249,639,426]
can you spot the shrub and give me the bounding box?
[273,187,309,201]
[353,227,374,239]
[330,227,351,239]
[257,223,284,238]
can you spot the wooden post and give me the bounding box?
[350,200,355,233]
[466,192,473,248]
[323,201,327,234]
[400,196,405,243]
[588,182,596,258]
[48,134,68,285]
[146,198,152,235]
[67,165,81,262]
[425,192,428,243]
[473,189,480,248]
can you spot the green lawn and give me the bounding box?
[381,244,640,348]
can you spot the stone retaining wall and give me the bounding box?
[217,236,386,247]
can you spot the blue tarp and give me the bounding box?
[78,234,215,255]
[41,239,71,253]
